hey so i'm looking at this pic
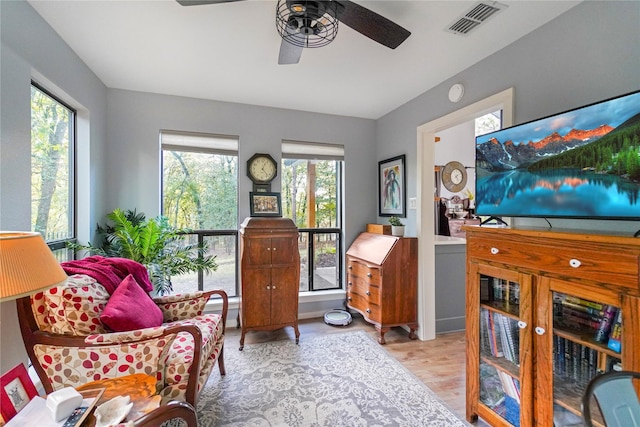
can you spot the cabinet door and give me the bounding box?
[242,268,272,328]
[270,266,299,325]
[244,237,273,266]
[535,277,637,426]
[467,262,533,427]
[270,236,297,265]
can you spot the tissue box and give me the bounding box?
[46,387,83,422]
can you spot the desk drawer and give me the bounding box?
[467,235,639,289]
[346,291,381,322]
[347,259,382,286]
[346,275,381,305]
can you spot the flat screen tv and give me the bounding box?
[475,90,640,221]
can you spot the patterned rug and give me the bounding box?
[196,330,470,426]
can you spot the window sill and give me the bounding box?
[204,289,346,312]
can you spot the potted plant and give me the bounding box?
[69,208,217,295]
[388,216,405,237]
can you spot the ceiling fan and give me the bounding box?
[176,0,411,65]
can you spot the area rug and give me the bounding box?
[196,330,470,426]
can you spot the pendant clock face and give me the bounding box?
[247,153,277,184]
[442,161,467,193]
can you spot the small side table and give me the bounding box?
[76,374,161,426]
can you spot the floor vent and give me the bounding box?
[446,1,508,36]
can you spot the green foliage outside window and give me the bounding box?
[281,159,338,229]
[163,150,238,230]
[31,85,73,242]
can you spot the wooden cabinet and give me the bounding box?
[239,217,300,350]
[346,232,418,344]
[465,226,640,427]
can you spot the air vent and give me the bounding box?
[446,1,508,36]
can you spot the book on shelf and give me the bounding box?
[497,313,519,365]
[562,295,604,311]
[486,310,504,358]
[594,305,618,344]
[480,309,492,355]
[559,299,604,317]
[497,370,521,404]
[554,294,622,348]
[479,363,505,409]
[553,336,598,382]
[607,309,622,353]
[481,310,521,364]
[497,371,521,427]
[491,278,519,305]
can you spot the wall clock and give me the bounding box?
[442,161,467,193]
[247,153,277,191]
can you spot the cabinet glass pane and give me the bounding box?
[479,274,521,426]
[552,292,622,425]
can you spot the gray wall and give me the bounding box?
[106,89,376,248]
[2,0,639,374]
[377,1,640,236]
[1,0,108,373]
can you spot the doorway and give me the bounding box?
[415,88,514,341]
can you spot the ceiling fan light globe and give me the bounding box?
[290,3,306,14]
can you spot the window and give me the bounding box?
[475,110,502,137]
[281,141,343,291]
[31,83,75,261]
[161,131,238,297]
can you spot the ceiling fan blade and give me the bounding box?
[176,0,245,6]
[334,0,410,49]
[278,39,303,65]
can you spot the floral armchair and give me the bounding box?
[17,273,227,406]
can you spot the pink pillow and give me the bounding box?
[100,274,163,332]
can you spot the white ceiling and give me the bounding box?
[28,0,581,119]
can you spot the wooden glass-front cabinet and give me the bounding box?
[239,217,300,350]
[465,226,640,427]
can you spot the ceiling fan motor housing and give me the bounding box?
[276,0,339,48]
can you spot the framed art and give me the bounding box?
[1,363,38,422]
[250,192,282,217]
[378,154,406,217]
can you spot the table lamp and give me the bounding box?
[0,232,68,424]
[0,231,67,302]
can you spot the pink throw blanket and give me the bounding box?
[61,255,154,294]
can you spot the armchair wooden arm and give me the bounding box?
[132,400,197,427]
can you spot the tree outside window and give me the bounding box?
[31,84,75,260]
[281,141,343,291]
[161,132,238,296]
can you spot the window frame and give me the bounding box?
[31,81,77,260]
[160,130,240,297]
[281,140,344,291]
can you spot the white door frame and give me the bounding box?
[415,87,514,340]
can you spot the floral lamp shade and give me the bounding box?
[0,232,67,302]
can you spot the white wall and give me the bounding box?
[435,120,476,201]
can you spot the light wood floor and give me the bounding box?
[225,314,488,426]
